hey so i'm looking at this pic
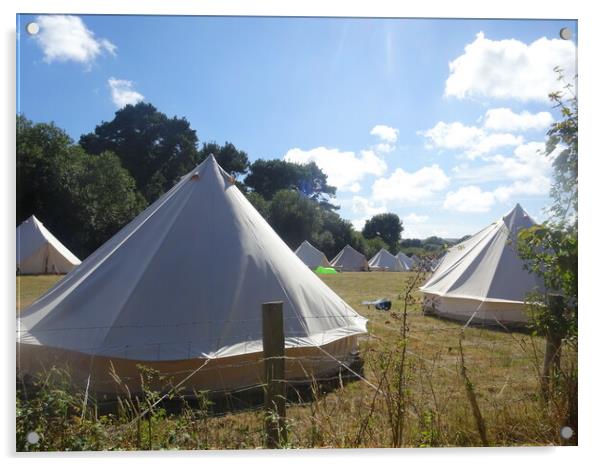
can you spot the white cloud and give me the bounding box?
[284,147,386,192]
[370,125,399,143]
[33,15,116,66]
[484,108,554,132]
[445,32,576,102]
[420,121,522,159]
[444,174,551,213]
[452,142,553,183]
[346,196,388,232]
[370,125,399,154]
[372,165,450,203]
[108,78,144,108]
[443,186,497,213]
[405,213,429,223]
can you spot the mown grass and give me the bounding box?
[16,272,576,450]
[16,275,62,311]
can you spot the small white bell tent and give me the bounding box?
[17,215,81,275]
[295,240,330,269]
[395,252,414,271]
[330,245,369,271]
[420,204,545,325]
[17,156,367,395]
[368,249,405,272]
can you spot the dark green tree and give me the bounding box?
[245,191,270,221]
[17,115,75,224]
[79,102,199,202]
[313,210,357,259]
[244,159,336,205]
[362,213,403,251]
[68,151,147,256]
[268,190,323,249]
[198,141,250,180]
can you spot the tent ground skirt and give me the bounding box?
[422,293,528,326]
[17,336,360,398]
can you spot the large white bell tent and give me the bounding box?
[17,156,367,395]
[368,248,405,272]
[295,240,330,269]
[420,204,545,325]
[330,245,369,272]
[17,215,81,275]
[395,252,414,271]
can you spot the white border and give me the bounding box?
[3,1,600,465]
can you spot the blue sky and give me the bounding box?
[17,14,577,238]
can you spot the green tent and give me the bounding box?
[315,266,338,274]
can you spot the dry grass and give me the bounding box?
[16,271,576,449]
[16,275,62,311]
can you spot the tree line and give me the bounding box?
[19,102,449,260]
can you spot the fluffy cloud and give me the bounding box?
[33,15,116,66]
[421,121,522,159]
[484,108,554,132]
[372,165,450,203]
[370,125,399,154]
[445,32,576,102]
[444,176,551,213]
[452,142,553,183]
[445,142,555,213]
[443,186,497,213]
[284,147,386,192]
[108,78,144,108]
[405,213,429,223]
[370,125,399,143]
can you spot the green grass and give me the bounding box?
[16,275,63,311]
[16,271,576,449]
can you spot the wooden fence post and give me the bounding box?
[541,294,564,399]
[262,301,287,448]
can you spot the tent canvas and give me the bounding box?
[16,215,81,275]
[295,240,330,269]
[395,252,414,270]
[368,248,405,272]
[17,156,367,395]
[330,245,369,272]
[419,204,545,325]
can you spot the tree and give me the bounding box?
[244,159,336,204]
[245,191,270,220]
[198,141,250,180]
[362,213,403,251]
[313,210,357,259]
[268,190,323,249]
[67,151,147,256]
[17,115,75,225]
[517,70,578,338]
[79,102,199,203]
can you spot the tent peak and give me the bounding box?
[502,203,534,232]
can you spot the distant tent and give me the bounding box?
[16,215,81,275]
[295,240,330,269]
[420,204,545,325]
[330,245,369,271]
[368,248,405,272]
[395,252,414,271]
[17,156,367,395]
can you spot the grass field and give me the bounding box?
[16,272,576,450]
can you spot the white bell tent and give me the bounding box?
[330,245,369,271]
[17,156,367,395]
[17,215,81,275]
[368,248,405,272]
[295,240,330,269]
[420,204,545,325]
[395,251,414,270]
